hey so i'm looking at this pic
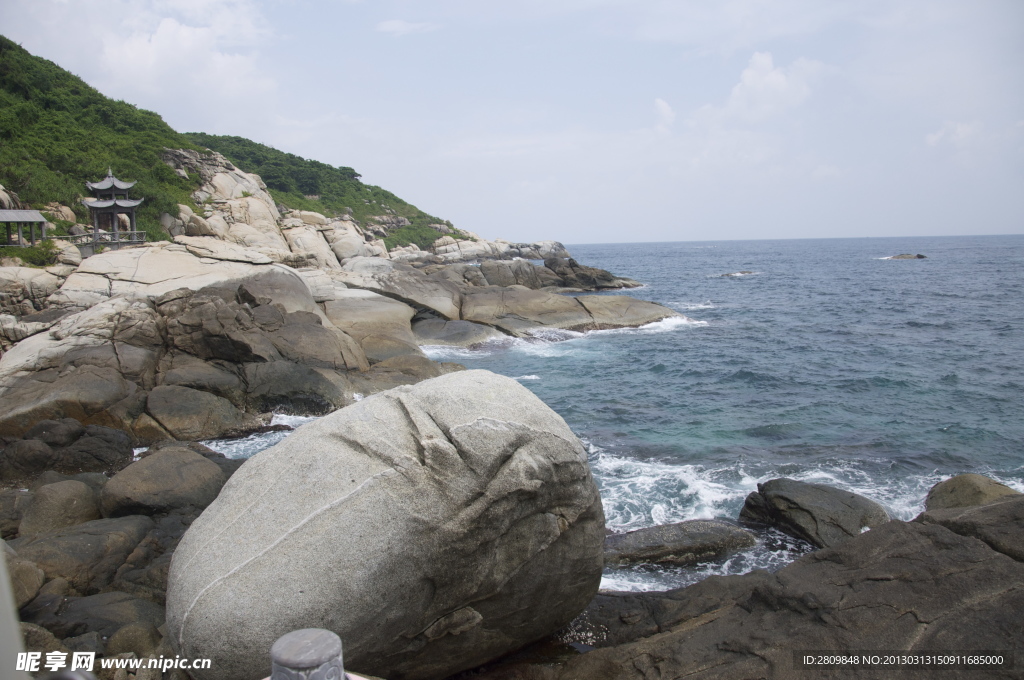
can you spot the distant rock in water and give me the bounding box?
[887,253,927,259]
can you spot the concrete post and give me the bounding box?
[270,628,345,680]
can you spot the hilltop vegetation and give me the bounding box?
[184,133,457,250]
[0,35,201,239]
[0,35,451,249]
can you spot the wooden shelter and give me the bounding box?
[81,169,145,248]
[0,209,48,247]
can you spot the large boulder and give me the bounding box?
[101,448,226,517]
[924,473,1020,511]
[166,370,605,680]
[604,520,757,567]
[739,478,890,548]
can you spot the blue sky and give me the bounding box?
[2,0,1022,244]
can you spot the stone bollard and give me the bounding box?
[270,628,346,680]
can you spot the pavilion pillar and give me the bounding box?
[17,224,23,246]
[129,210,137,241]
[29,223,35,246]
[113,211,120,244]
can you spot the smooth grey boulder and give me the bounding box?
[924,473,1020,511]
[739,478,889,548]
[604,520,757,567]
[101,448,227,518]
[166,370,605,680]
[18,480,100,536]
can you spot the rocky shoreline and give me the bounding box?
[2,153,1020,680]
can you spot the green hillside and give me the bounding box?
[184,133,457,250]
[0,35,201,240]
[0,35,451,250]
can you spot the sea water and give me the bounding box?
[204,235,1024,591]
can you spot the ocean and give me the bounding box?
[204,234,1024,591]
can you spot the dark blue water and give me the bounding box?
[206,235,1024,590]
[419,235,1024,588]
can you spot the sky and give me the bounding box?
[2,0,1022,244]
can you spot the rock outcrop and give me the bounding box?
[603,520,757,568]
[166,370,606,680]
[739,478,890,548]
[924,473,1020,511]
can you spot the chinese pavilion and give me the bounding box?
[82,169,145,247]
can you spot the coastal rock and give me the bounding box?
[55,425,134,475]
[18,480,100,536]
[0,267,61,314]
[0,439,59,481]
[461,288,679,337]
[100,448,227,518]
[0,489,34,538]
[577,295,678,329]
[603,520,757,567]
[739,478,890,548]
[11,515,154,594]
[924,473,1020,511]
[915,494,1024,561]
[549,520,1024,680]
[166,370,605,680]
[145,385,263,441]
[888,253,927,259]
[411,318,504,347]
[23,590,165,639]
[3,543,46,607]
[543,257,640,290]
[337,257,463,319]
[24,418,86,447]
[322,289,423,362]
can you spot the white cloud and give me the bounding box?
[722,52,825,122]
[926,120,982,148]
[376,20,440,37]
[654,97,675,132]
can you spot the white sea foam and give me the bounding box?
[513,375,540,381]
[673,300,716,311]
[585,440,758,531]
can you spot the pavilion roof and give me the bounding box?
[86,169,137,192]
[82,198,144,209]
[0,209,47,223]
